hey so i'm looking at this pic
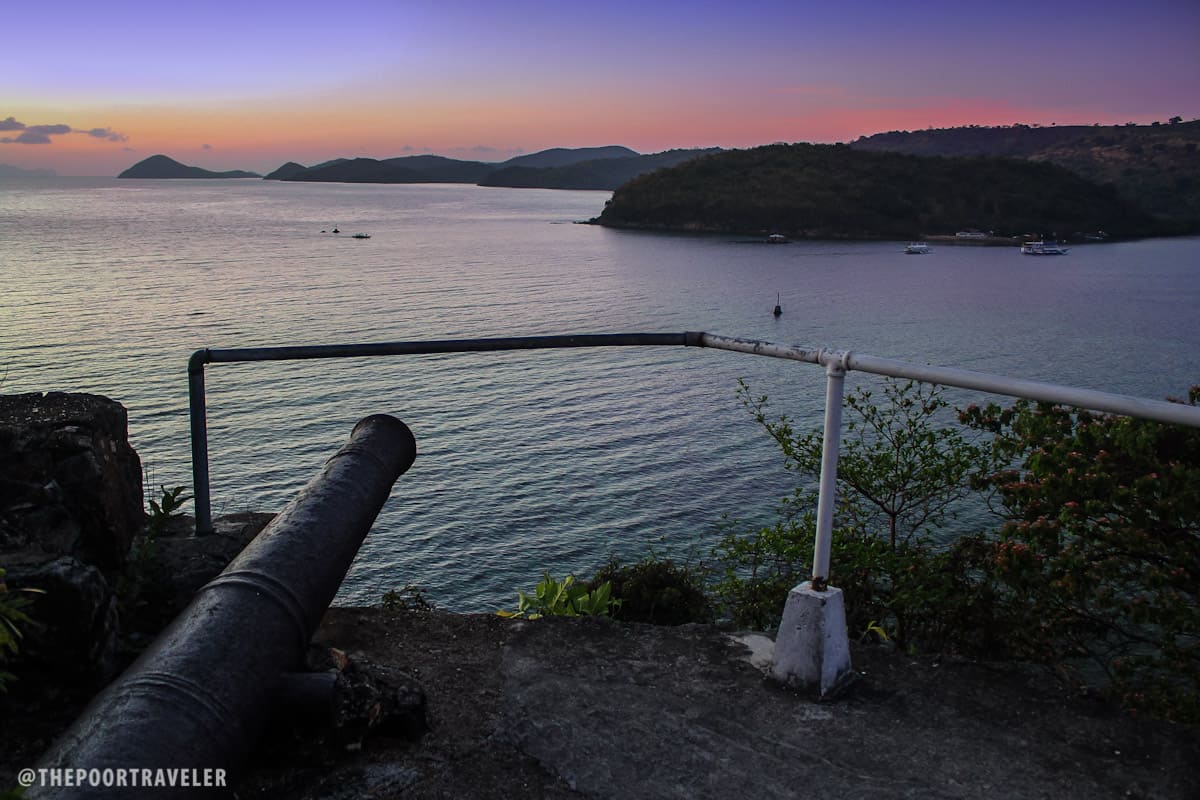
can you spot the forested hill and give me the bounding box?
[262,146,714,189]
[851,120,1200,224]
[479,148,720,190]
[594,143,1160,240]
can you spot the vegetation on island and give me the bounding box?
[502,380,1200,722]
[594,142,1165,240]
[852,119,1200,225]
[479,148,721,190]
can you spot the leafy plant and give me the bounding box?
[0,568,45,693]
[147,484,191,537]
[498,573,621,620]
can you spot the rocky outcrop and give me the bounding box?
[1,392,143,685]
[0,392,142,570]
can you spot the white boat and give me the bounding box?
[767,233,788,244]
[1021,241,1069,255]
[904,242,931,254]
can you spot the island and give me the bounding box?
[592,142,1170,240]
[262,146,718,190]
[118,154,261,179]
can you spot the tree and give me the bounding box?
[962,390,1200,721]
[745,379,993,551]
[714,379,997,644]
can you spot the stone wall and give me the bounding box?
[0,392,143,686]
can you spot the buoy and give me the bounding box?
[773,293,782,317]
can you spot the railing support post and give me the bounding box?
[770,351,853,697]
[188,350,214,536]
[812,353,847,581]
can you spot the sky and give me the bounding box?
[3,0,1199,176]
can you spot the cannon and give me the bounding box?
[32,414,417,798]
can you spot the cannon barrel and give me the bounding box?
[33,414,417,797]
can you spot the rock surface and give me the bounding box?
[233,608,1197,800]
[1,392,143,570]
[1,392,143,686]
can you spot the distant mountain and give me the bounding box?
[272,154,494,183]
[0,163,56,177]
[595,143,1160,240]
[497,146,638,169]
[262,161,309,180]
[118,155,261,179]
[479,148,721,190]
[264,146,671,187]
[851,120,1200,226]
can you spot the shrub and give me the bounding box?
[380,585,435,613]
[589,557,712,625]
[498,573,621,619]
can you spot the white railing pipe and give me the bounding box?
[812,355,848,581]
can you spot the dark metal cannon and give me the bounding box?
[32,414,417,798]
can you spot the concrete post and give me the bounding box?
[771,582,855,698]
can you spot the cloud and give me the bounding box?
[2,124,69,144]
[3,130,54,144]
[84,127,128,142]
[0,116,128,145]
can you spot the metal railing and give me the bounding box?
[188,331,1200,581]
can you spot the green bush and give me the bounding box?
[380,584,435,613]
[498,573,621,619]
[589,557,712,625]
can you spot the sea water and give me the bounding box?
[2,177,1198,609]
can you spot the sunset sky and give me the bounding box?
[4,0,1199,176]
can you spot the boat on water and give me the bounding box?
[767,233,788,244]
[904,242,931,254]
[1021,241,1069,255]
[352,233,371,239]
